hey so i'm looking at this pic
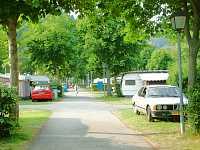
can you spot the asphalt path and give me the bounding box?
[25,91,153,150]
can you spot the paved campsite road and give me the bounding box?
[26,91,153,150]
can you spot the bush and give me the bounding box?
[91,84,98,91]
[57,85,63,97]
[0,84,18,137]
[187,85,200,135]
[114,83,123,97]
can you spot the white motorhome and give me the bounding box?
[121,70,169,97]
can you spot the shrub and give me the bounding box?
[91,84,98,91]
[114,83,123,97]
[0,84,18,137]
[187,85,200,135]
[57,85,63,97]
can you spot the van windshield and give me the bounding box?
[147,87,179,97]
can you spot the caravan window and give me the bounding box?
[125,80,136,85]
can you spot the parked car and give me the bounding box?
[31,85,53,101]
[132,85,188,122]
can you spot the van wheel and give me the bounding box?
[133,105,140,115]
[147,106,154,122]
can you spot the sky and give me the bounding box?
[70,11,79,19]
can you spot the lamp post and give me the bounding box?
[90,71,93,93]
[102,63,107,97]
[171,12,186,134]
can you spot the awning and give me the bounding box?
[30,75,50,82]
[139,73,169,81]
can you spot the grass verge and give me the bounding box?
[97,96,132,105]
[20,97,63,105]
[115,109,200,150]
[0,110,51,150]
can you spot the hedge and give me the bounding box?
[0,84,18,137]
[187,85,200,135]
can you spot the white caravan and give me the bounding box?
[121,71,169,97]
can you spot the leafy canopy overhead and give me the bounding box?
[20,15,78,79]
[77,8,142,77]
[0,0,94,23]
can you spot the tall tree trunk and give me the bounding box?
[184,0,200,88]
[106,67,112,96]
[188,42,198,88]
[7,17,19,122]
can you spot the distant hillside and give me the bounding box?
[149,37,170,49]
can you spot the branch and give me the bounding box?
[191,0,200,41]
[183,0,191,46]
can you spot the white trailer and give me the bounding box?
[121,71,169,97]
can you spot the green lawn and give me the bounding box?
[115,109,200,150]
[97,96,132,105]
[0,110,51,150]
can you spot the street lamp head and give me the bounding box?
[171,11,186,31]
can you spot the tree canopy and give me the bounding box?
[98,0,200,87]
[0,0,95,122]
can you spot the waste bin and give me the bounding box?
[63,84,68,92]
[96,81,103,91]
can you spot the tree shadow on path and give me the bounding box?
[28,118,153,150]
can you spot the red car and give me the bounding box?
[31,85,53,101]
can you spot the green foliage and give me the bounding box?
[28,32,72,77]
[91,84,98,91]
[77,10,141,78]
[57,85,63,97]
[100,0,200,88]
[0,0,95,24]
[187,85,200,135]
[167,63,178,85]
[137,45,155,70]
[0,27,8,73]
[0,0,95,125]
[50,81,63,97]
[20,15,78,79]
[0,84,18,137]
[76,16,102,77]
[0,0,95,87]
[114,83,123,97]
[0,110,51,150]
[167,46,189,90]
[147,49,174,70]
[168,61,188,90]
